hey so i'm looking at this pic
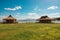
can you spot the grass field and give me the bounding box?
[0,23,60,40]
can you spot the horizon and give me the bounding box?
[0,0,60,20]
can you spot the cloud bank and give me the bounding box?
[15,12,60,20]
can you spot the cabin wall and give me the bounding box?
[3,19,16,23]
[39,20,51,23]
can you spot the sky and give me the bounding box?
[0,0,60,20]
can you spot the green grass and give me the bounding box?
[0,23,60,40]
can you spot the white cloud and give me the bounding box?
[4,6,22,11]
[32,6,41,13]
[27,13,40,19]
[0,16,7,20]
[15,12,40,20]
[48,6,58,10]
[16,13,21,17]
[49,13,60,18]
[16,12,60,20]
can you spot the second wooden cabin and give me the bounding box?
[38,16,52,23]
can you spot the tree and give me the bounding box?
[55,17,60,20]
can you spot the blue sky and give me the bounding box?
[0,0,60,20]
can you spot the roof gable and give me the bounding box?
[3,15,16,20]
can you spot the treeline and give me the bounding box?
[55,17,60,20]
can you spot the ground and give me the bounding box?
[0,23,60,40]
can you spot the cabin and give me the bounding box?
[38,16,52,23]
[3,15,16,23]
